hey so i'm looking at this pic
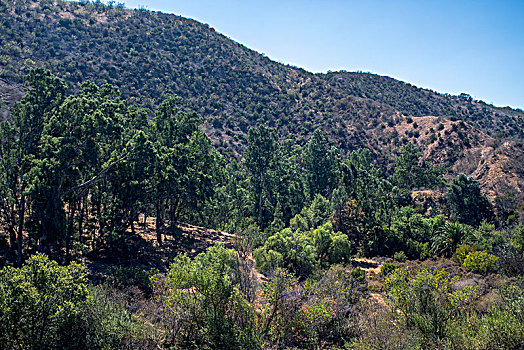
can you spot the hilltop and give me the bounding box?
[0,0,523,201]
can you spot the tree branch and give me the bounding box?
[61,152,129,198]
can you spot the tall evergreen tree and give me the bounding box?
[303,129,339,198]
[244,125,278,227]
[447,174,494,227]
[0,68,66,265]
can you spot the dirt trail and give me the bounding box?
[350,257,389,308]
[351,257,384,274]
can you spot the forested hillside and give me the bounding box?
[1,0,523,204]
[1,1,524,349]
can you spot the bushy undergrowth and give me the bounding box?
[379,262,400,278]
[453,243,477,264]
[2,248,524,349]
[0,253,147,349]
[462,250,499,274]
[351,268,524,350]
[151,245,260,349]
[384,267,477,340]
[260,266,366,348]
[254,222,350,278]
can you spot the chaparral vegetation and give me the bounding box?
[0,1,523,349]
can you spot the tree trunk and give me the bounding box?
[171,197,181,235]
[66,200,76,263]
[9,226,16,251]
[17,193,25,267]
[258,174,263,226]
[78,196,85,244]
[156,201,163,244]
[170,195,175,230]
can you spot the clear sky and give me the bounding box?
[114,0,523,109]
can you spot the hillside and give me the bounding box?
[0,0,523,201]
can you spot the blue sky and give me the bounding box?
[115,0,523,109]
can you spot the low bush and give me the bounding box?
[379,263,400,278]
[394,251,408,262]
[453,243,476,264]
[462,250,499,274]
[0,253,143,349]
[253,248,284,275]
[384,267,477,340]
[151,245,259,349]
[254,228,317,278]
[0,253,89,349]
[350,267,366,282]
[260,265,365,348]
[447,284,524,349]
[109,266,157,297]
[254,223,350,278]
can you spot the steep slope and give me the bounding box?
[323,71,524,139]
[0,0,523,202]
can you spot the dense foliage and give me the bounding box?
[0,68,221,264]
[0,253,144,349]
[0,2,523,349]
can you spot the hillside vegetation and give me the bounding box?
[1,0,523,204]
[0,1,524,349]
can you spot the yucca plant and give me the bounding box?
[431,222,472,257]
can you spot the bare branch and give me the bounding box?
[61,152,129,198]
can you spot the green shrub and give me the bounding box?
[419,242,433,260]
[385,268,477,339]
[109,266,157,297]
[0,253,88,349]
[510,225,524,258]
[0,253,141,349]
[463,250,499,274]
[82,285,150,349]
[253,248,284,275]
[261,266,365,348]
[311,223,351,266]
[350,267,366,282]
[254,227,317,278]
[453,244,476,265]
[151,245,259,349]
[448,284,524,349]
[380,263,400,278]
[292,300,336,345]
[394,251,408,262]
[255,223,351,278]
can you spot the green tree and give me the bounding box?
[150,97,222,242]
[333,149,396,256]
[303,129,339,198]
[270,140,307,228]
[0,68,66,265]
[244,125,278,227]
[392,143,444,190]
[431,221,472,257]
[447,174,494,227]
[25,81,137,257]
[0,120,18,254]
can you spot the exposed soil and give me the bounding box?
[79,216,237,282]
